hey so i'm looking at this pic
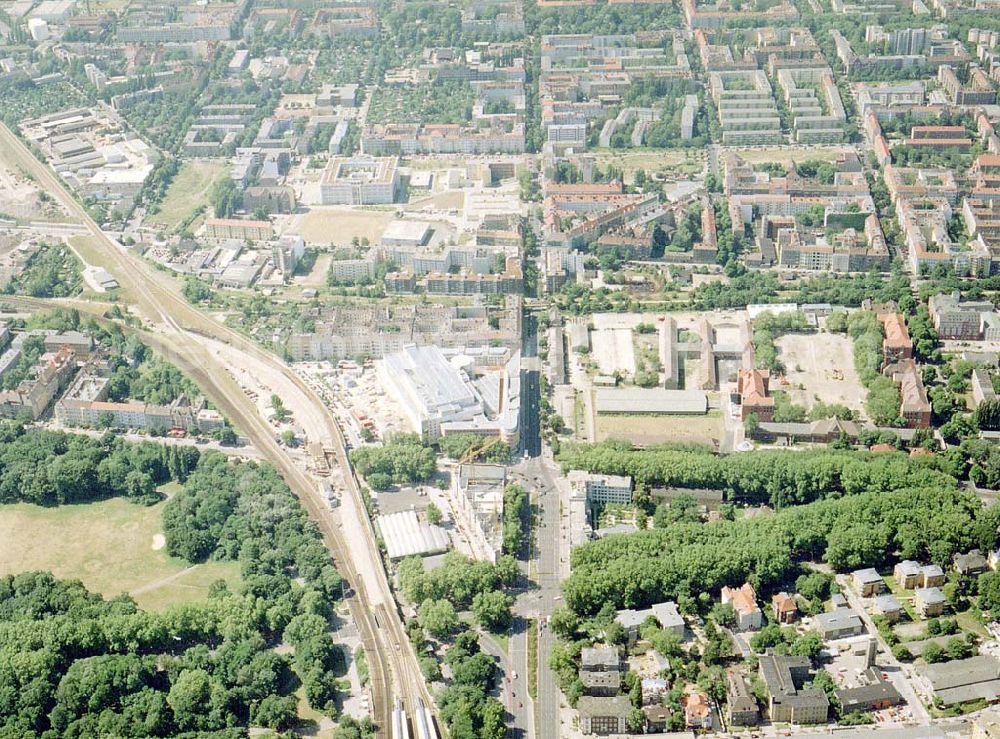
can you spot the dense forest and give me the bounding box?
[0,430,349,736]
[557,441,956,507]
[0,423,199,506]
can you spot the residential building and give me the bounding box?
[915,586,948,617]
[955,549,989,576]
[726,672,759,726]
[939,65,997,106]
[775,66,847,143]
[581,669,620,697]
[203,218,273,242]
[684,691,712,729]
[581,645,621,673]
[578,696,631,735]
[642,704,672,732]
[708,70,783,146]
[568,471,633,506]
[362,120,526,156]
[772,593,798,624]
[894,560,922,588]
[0,346,75,420]
[873,594,904,622]
[853,568,885,596]
[923,565,946,587]
[614,601,684,644]
[973,369,998,408]
[880,313,913,362]
[895,560,945,589]
[883,359,931,428]
[721,582,763,631]
[907,125,973,151]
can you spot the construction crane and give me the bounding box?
[457,436,505,465]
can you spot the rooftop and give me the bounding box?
[594,387,708,415]
[375,510,450,559]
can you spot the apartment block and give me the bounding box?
[319,156,400,205]
[709,70,783,146]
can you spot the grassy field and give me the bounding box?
[147,161,229,233]
[596,411,724,447]
[731,146,852,164]
[589,149,702,182]
[0,498,240,611]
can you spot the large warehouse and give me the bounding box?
[920,655,1000,706]
[594,387,708,415]
[377,344,520,445]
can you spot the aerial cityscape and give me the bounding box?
[2,0,1000,736]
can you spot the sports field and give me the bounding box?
[0,497,240,611]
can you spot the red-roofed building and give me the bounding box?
[736,368,774,421]
[879,312,913,362]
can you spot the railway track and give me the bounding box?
[0,123,440,737]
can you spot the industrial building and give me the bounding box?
[593,387,708,415]
[758,654,830,725]
[921,656,1000,707]
[377,344,520,445]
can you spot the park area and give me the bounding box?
[595,410,724,447]
[0,494,241,611]
[145,161,229,233]
[590,148,703,183]
[775,331,866,413]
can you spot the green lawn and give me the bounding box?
[954,608,989,638]
[146,161,229,233]
[881,574,919,623]
[0,498,240,611]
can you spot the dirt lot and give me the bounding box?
[0,156,71,222]
[776,331,865,413]
[295,207,396,245]
[592,328,636,375]
[596,411,723,447]
[0,497,241,611]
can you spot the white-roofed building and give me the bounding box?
[376,509,450,559]
[376,344,520,445]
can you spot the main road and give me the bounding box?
[0,122,432,738]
